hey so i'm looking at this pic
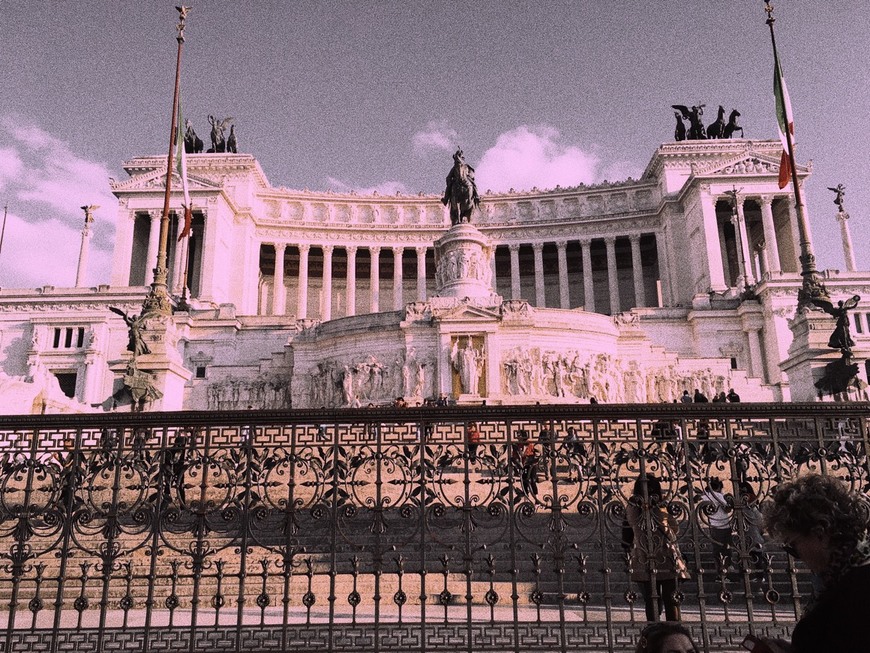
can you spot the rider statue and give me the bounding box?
[441,149,481,225]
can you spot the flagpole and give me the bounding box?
[142,6,190,317]
[763,0,827,307]
[0,204,8,267]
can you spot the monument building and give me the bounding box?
[1,138,869,413]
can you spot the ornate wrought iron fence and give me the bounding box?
[0,403,867,653]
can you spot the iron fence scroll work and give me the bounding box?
[0,404,868,653]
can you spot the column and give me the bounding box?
[655,230,672,307]
[532,243,545,307]
[755,240,769,280]
[508,244,521,300]
[758,196,781,273]
[369,246,381,313]
[110,210,136,286]
[629,234,646,308]
[75,225,93,287]
[297,243,310,318]
[733,197,755,286]
[556,240,569,309]
[322,245,334,321]
[836,211,857,272]
[700,192,727,292]
[346,246,357,316]
[581,239,595,312]
[144,210,161,285]
[745,328,765,380]
[392,246,404,310]
[604,237,620,315]
[415,246,427,301]
[272,243,286,316]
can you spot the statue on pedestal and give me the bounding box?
[451,336,483,395]
[827,184,846,211]
[441,149,480,225]
[109,307,150,357]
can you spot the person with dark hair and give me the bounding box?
[741,474,870,652]
[627,475,689,622]
[702,477,732,572]
[636,621,698,653]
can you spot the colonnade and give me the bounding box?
[258,232,665,319]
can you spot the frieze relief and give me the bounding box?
[304,350,434,408]
[434,249,492,288]
[500,347,730,403]
[206,373,292,410]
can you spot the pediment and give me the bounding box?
[432,303,503,322]
[112,169,222,193]
[694,151,807,178]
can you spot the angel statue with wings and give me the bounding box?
[208,115,234,153]
[809,294,861,356]
[671,104,706,140]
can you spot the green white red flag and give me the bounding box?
[176,100,193,241]
[773,48,794,189]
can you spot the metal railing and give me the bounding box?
[0,403,867,653]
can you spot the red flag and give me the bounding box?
[178,203,192,241]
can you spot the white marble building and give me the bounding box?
[1,139,869,412]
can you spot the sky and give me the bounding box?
[1,1,868,289]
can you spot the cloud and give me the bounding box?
[475,125,602,193]
[0,116,116,288]
[326,176,409,196]
[413,120,460,155]
[0,210,112,288]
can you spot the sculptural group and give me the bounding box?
[182,116,238,154]
[672,104,743,141]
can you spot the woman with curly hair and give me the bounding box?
[741,474,870,652]
[635,621,697,653]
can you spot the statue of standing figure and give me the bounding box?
[208,115,234,153]
[109,307,150,358]
[451,336,483,395]
[672,104,706,140]
[809,294,861,356]
[827,184,846,211]
[441,149,481,225]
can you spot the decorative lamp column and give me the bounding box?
[392,246,404,309]
[508,244,521,300]
[629,234,646,308]
[75,205,98,287]
[369,246,381,313]
[297,243,310,318]
[532,242,545,307]
[581,239,595,312]
[556,240,569,309]
[758,195,781,272]
[322,244,334,321]
[346,246,357,316]
[272,243,286,316]
[604,236,620,314]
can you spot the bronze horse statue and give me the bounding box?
[723,109,743,138]
[184,120,203,154]
[706,105,726,139]
[441,149,481,225]
[674,112,686,141]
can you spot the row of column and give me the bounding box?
[136,209,195,292]
[705,194,787,292]
[265,233,660,319]
[506,235,651,314]
[270,244,430,319]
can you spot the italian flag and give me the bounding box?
[773,50,794,189]
[176,99,193,241]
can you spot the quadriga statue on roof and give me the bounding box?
[441,148,481,225]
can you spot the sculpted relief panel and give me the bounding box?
[501,348,730,403]
[206,373,292,410]
[305,349,434,408]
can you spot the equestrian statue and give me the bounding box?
[441,149,481,225]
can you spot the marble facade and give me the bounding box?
[2,139,870,411]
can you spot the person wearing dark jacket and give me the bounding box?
[742,474,870,652]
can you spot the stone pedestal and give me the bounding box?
[111,316,192,411]
[433,224,499,302]
[780,309,848,401]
